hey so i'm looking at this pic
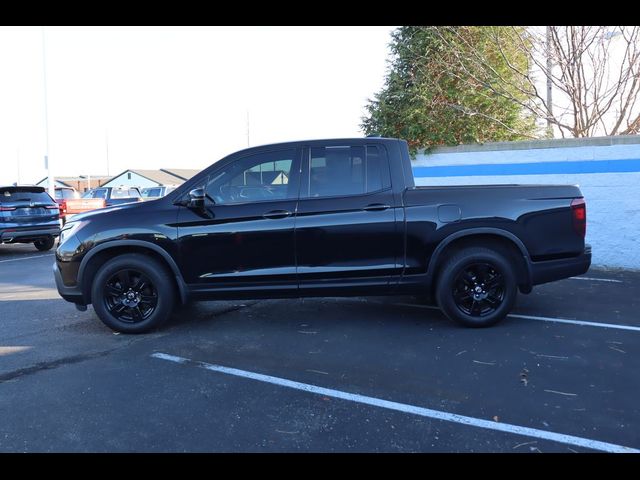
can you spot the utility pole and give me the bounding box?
[16,148,20,184]
[42,27,55,197]
[546,26,554,138]
[246,110,250,147]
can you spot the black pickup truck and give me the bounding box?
[54,138,590,333]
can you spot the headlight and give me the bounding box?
[59,221,85,245]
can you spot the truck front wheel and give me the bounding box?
[91,254,175,333]
[436,247,517,328]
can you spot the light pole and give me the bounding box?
[546,26,553,138]
[42,26,55,198]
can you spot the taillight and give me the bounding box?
[571,198,586,238]
[0,206,16,211]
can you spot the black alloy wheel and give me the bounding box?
[103,269,158,323]
[436,246,517,328]
[91,253,175,333]
[452,262,505,317]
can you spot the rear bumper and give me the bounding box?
[53,262,84,304]
[1,226,60,243]
[530,245,592,286]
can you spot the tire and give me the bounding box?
[34,237,55,251]
[435,247,517,328]
[91,253,175,333]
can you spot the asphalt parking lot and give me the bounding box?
[1,243,639,453]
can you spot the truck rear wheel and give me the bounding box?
[436,247,517,328]
[91,254,175,333]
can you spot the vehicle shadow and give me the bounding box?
[0,243,57,258]
[165,295,455,334]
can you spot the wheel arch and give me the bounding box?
[427,228,532,293]
[78,240,188,305]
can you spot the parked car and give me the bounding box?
[82,186,143,207]
[54,138,590,333]
[64,186,143,220]
[140,185,177,201]
[54,187,81,225]
[1,185,60,251]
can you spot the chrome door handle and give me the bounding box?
[262,210,292,219]
[363,203,390,212]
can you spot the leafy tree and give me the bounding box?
[515,26,640,138]
[362,26,538,153]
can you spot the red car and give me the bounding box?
[54,187,81,225]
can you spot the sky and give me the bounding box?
[0,26,395,185]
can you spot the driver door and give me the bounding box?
[177,147,301,295]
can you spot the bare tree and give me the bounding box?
[421,26,640,138]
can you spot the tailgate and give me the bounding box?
[65,198,105,214]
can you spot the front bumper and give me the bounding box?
[530,244,592,286]
[1,226,60,243]
[53,262,84,304]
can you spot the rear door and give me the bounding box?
[295,143,403,293]
[0,187,59,227]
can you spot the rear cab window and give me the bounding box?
[55,189,79,200]
[142,187,163,198]
[110,188,137,199]
[83,189,107,199]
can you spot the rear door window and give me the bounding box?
[305,144,391,198]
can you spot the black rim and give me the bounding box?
[103,269,158,323]
[452,262,505,317]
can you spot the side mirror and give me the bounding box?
[187,188,207,209]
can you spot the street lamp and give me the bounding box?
[42,27,55,198]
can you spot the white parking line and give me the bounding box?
[151,352,639,453]
[509,313,640,332]
[390,303,640,332]
[0,254,54,263]
[570,277,623,284]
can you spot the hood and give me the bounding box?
[70,201,147,223]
